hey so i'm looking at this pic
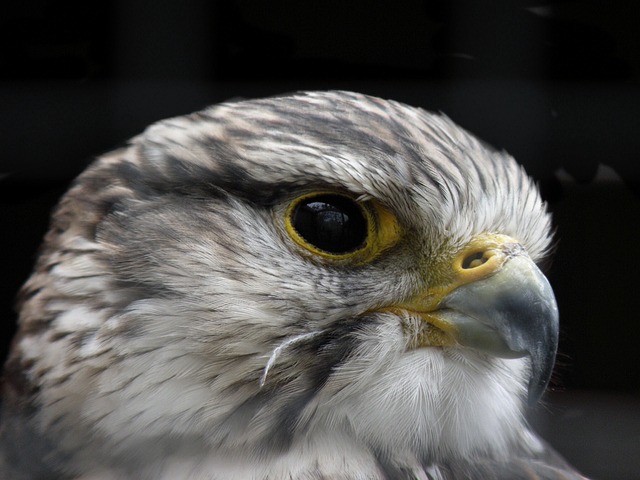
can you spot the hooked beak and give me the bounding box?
[388,234,559,405]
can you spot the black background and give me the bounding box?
[1,1,639,479]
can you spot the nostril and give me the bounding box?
[462,251,489,269]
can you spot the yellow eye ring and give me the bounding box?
[285,191,401,264]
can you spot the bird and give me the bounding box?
[0,91,588,479]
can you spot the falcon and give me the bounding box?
[0,91,588,479]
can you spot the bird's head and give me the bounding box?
[11,91,557,467]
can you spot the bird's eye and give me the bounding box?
[285,192,402,263]
[290,194,367,254]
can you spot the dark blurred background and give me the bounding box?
[1,1,639,478]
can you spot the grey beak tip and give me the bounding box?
[449,255,561,406]
[527,374,551,406]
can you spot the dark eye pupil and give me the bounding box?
[291,194,367,254]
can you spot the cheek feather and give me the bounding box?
[259,331,324,388]
[300,313,527,460]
